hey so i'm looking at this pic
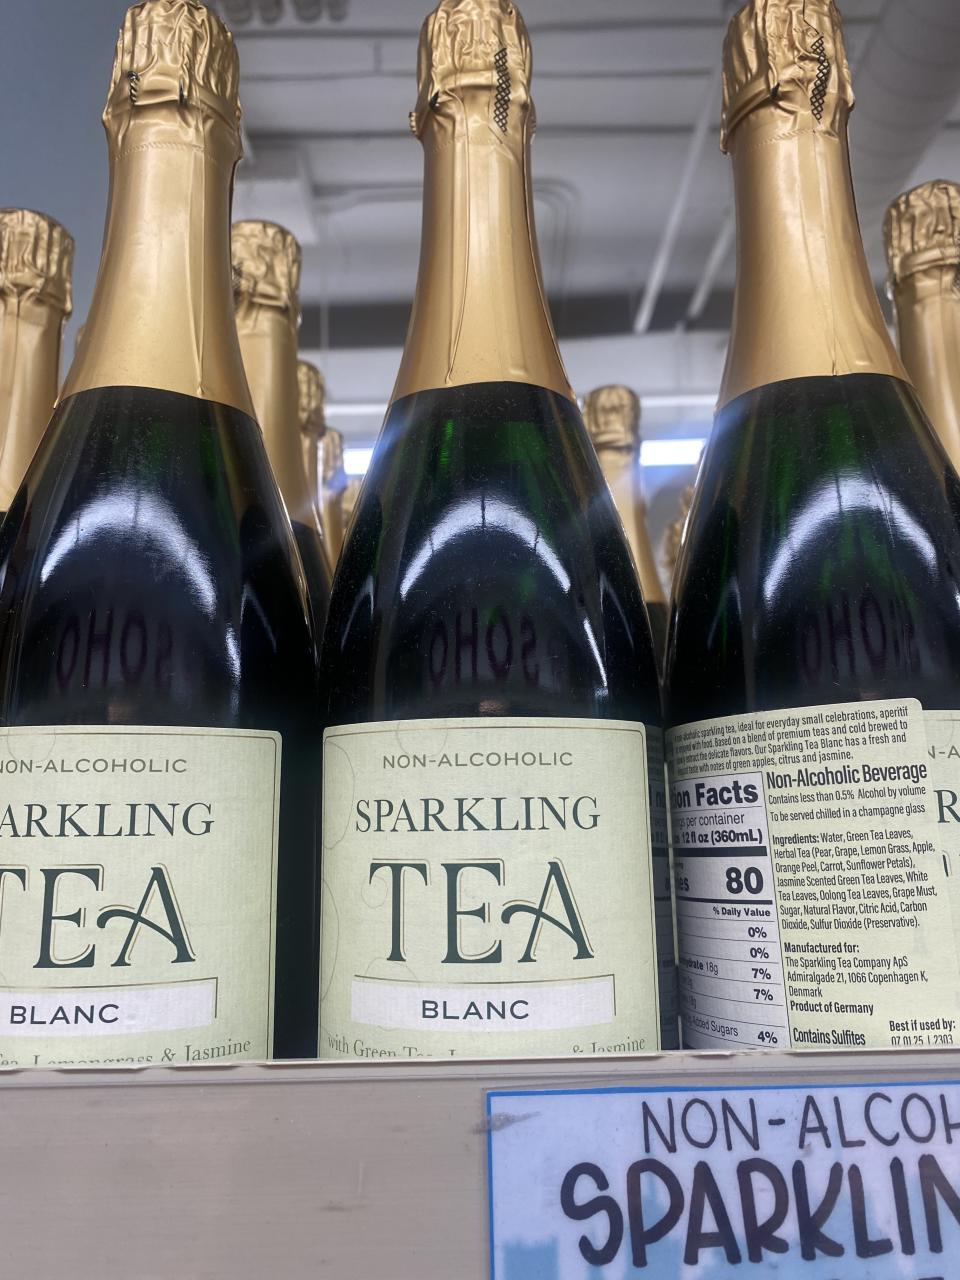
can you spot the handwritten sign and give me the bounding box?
[487,1079,960,1278]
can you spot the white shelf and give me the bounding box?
[4,1048,958,1277]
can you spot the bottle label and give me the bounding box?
[667,699,960,1051]
[320,717,662,1059]
[0,726,280,1067]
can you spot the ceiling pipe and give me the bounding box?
[684,207,734,328]
[631,0,742,336]
[849,0,960,236]
[632,64,721,335]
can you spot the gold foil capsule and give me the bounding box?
[884,181,960,290]
[0,209,74,315]
[232,221,302,327]
[104,0,242,146]
[721,0,854,151]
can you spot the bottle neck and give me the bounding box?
[61,121,252,417]
[720,112,905,409]
[320,437,346,560]
[302,430,321,504]
[893,266,960,473]
[236,303,318,527]
[391,109,572,404]
[595,445,666,606]
[0,295,63,508]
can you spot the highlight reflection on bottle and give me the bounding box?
[318,0,674,1061]
[0,0,320,1064]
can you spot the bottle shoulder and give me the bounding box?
[668,373,960,722]
[0,386,317,728]
[321,382,661,726]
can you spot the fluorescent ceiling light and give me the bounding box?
[328,403,390,417]
[642,394,716,410]
[328,393,717,419]
[344,439,705,477]
[344,447,376,475]
[640,438,706,467]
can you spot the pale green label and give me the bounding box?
[925,711,960,987]
[668,699,960,1051]
[0,726,280,1067]
[320,717,662,1060]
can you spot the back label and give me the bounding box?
[667,700,960,1050]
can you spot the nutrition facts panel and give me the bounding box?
[669,701,960,1053]
[671,770,790,1049]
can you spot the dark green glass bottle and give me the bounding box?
[0,1,319,1064]
[318,0,675,1060]
[666,0,960,1053]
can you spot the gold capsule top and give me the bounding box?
[0,209,74,315]
[884,181,960,289]
[721,0,854,152]
[232,221,302,329]
[410,0,534,141]
[104,0,241,151]
[298,360,327,436]
[584,385,641,451]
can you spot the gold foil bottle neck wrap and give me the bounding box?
[721,0,854,151]
[664,484,696,581]
[411,0,534,141]
[320,428,347,560]
[885,181,960,473]
[717,0,904,405]
[885,181,960,289]
[0,212,73,509]
[392,0,571,403]
[232,221,302,329]
[298,360,327,437]
[322,428,346,485]
[584,383,665,608]
[104,0,242,152]
[584,385,641,451]
[0,210,74,316]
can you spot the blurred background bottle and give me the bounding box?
[584,383,667,660]
[0,209,74,515]
[885,180,960,475]
[233,219,332,629]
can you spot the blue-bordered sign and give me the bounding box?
[487,1080,960,1278]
